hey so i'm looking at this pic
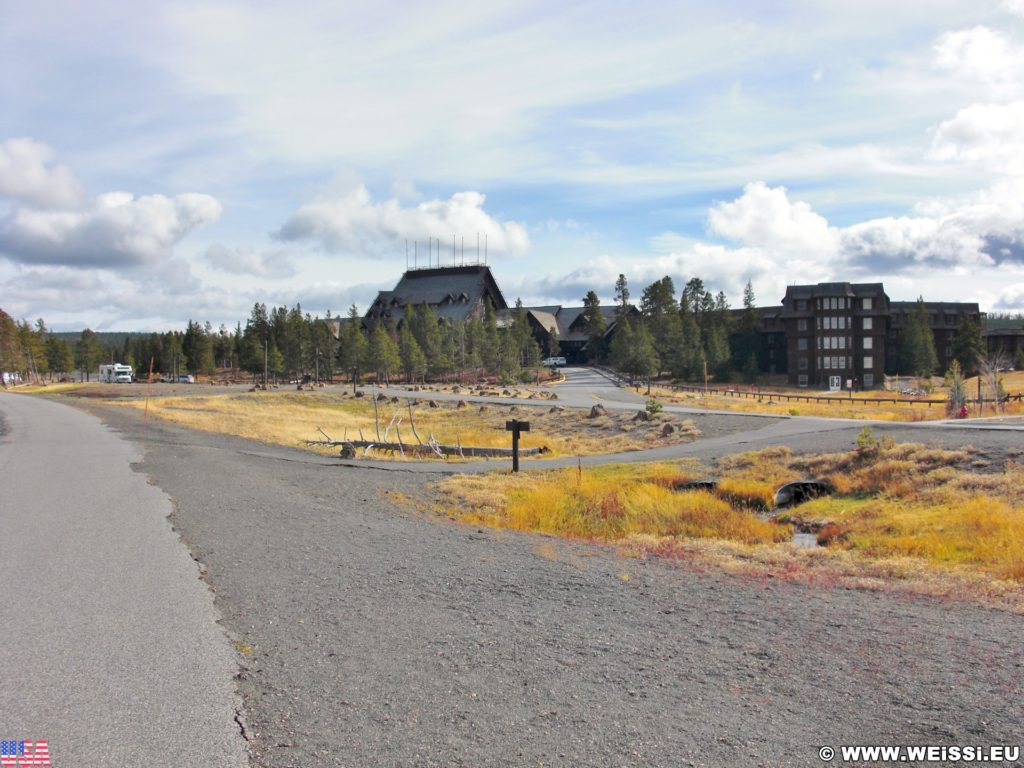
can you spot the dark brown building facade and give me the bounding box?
[778,282,980,389]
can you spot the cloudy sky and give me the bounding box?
[3,0,1024,330]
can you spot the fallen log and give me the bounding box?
[306,438,543,458]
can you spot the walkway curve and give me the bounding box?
[0,392,249,768]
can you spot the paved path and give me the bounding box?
[332,367,1024,473]
[0,393,248,768]
[92,403,1024,768]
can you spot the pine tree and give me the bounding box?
[368,323,400,384]
[613,274,631,324]
[732,281,761,374]
[899,298,938,377]
[580,291,607,361]
[398,323,427,382]
[640,276,682,375]
[338,305,368,386]
[951,315,984,374]
[75,328,102,381]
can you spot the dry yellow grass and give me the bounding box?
[434,439,1024,606]
[439,462,788,545]
[649,378,1024,421]
[98,389,700,459]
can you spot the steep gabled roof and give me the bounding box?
[365,265,508,325]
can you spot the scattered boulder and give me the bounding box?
[502,389,512,396]
[548,405,564,413]
[457,400,468,408]
[339,444,357,459]
[376,393,388,401]
[633,409,651,422]
[661,423,676,437]
[354,391,365,398]
[478,405,488,413]
[548,392,559,400]
[428,400,439,408]
[248,386,258,393]
[391,396,400,403]
[588,404,607,418]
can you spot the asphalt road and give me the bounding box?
[72,398,1024,768]
[0,393,249,768]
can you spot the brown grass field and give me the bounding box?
[647,370,1024,421]
[432,438,1024,610]
[27,385,701,460]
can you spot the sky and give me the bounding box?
[3,0,1024,331]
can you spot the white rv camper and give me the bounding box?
[98,363,133,383]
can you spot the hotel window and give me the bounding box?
[799,357,808,370]
[838,356,846,369]
[798,318,807,331]
[838,337,846,349]
[838,317,846,330]
[863,297,872,310]
[817,356,822,369]
[863,317,873,330]
[864,356,874,369]
[798,375,808,387]
[864,373,874,387]
[864,337,873,350]
[798,337,808,351]
[796,299,807,311]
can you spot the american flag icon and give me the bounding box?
[0,740,50,767]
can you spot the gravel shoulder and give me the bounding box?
[81,402,1024,768]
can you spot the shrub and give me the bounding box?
[645,397,663,415]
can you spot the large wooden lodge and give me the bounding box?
[362,266,1017,389]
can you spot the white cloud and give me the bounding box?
[934,26,1022,87]
[205,243,296,278]
[0,138,86,209]
[0,191,222,268]
[275,185,529,257]
[707,181,838,259]
[1004,0,1024,19]
[998,282,1024,308]
[930,100,1024,171]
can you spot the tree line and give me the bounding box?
[0,276,1007,387]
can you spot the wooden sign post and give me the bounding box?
[505,419,530,473]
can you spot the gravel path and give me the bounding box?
[84,404,1024,768]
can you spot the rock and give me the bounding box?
[633,409,651,421]
[549,405,564,413]
[428,400,439,408]
[661,423,676,436]
[457,400,468,408]
[376,393,388,401]
[478,405,488,413]
[502,389,512,396]
[391,396,400,403]
[354,391,365,398]
[248,386,257,393]
[588,404,606,418]
[339,444,357,459]
[548,392,559,400]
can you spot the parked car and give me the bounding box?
[542,357,567,367]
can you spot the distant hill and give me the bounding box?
[51,331,155,347]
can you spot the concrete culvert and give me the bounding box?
[774,480,835,508]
